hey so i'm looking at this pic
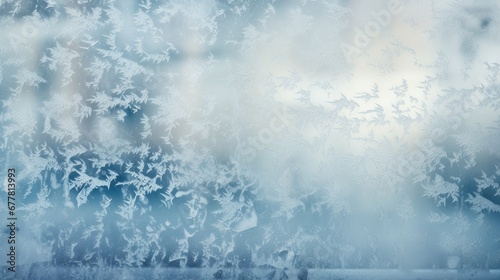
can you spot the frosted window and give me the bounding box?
[1,0,499,279]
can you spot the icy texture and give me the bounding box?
[0,0,500,276]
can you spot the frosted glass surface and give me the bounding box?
[1,0,499,279]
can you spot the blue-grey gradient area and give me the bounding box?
[1,0,500,279]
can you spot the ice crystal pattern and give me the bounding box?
[0,0,500,274]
